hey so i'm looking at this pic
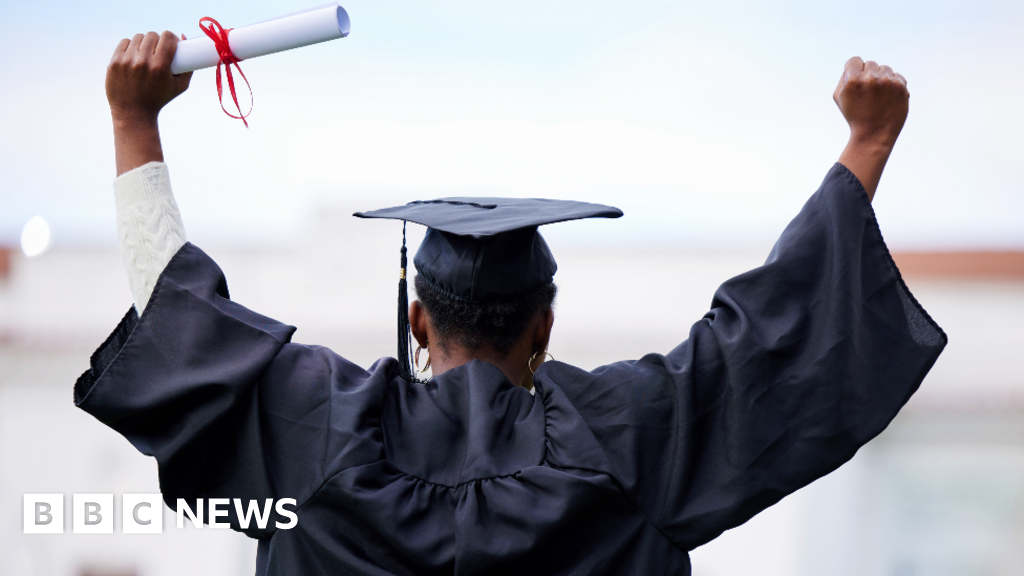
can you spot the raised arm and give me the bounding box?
[107,31,191,175]
[80,34,338,532]
[106,31,192,312]
[552,57,944,551]
[834,57,909,201]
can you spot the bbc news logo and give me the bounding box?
[24,494,298,534]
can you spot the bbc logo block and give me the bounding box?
[73,494,114,534]
[123,493,163,534]
[23,494,63,534]
[24,493,163,534]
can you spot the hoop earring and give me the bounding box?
[528,350,554,375]
[415,346,432,374]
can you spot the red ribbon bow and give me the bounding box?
[199,16,253,128]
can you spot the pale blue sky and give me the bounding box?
[1,0,1022,249]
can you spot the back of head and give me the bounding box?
[414,274,557,355]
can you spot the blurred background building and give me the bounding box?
[1,209,1022,575]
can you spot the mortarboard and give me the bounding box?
[354,197,623,381]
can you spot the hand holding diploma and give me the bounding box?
[108,3,349,133]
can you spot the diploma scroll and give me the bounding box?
[170,3,350,75]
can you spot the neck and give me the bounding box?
[428,341,534,390]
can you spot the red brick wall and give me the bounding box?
[891,252,1024,279]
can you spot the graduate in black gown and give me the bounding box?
[77,32,946,575]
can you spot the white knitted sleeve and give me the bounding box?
[113,162,187,313]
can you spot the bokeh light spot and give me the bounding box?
[21,216,52,258]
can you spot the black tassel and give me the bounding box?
[397,222,419,382]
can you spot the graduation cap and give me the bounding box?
[354,197,623,381]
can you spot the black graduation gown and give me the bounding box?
[74,163,946,575]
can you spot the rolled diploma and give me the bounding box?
[170,3,350,75]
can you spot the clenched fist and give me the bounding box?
[834,57,909,147]
[107,31,192,123]
[834,57,909,201]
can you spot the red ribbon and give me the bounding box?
[199,17,253,128]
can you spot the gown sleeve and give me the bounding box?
[564,163,947,550]
[73,243,365,538]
